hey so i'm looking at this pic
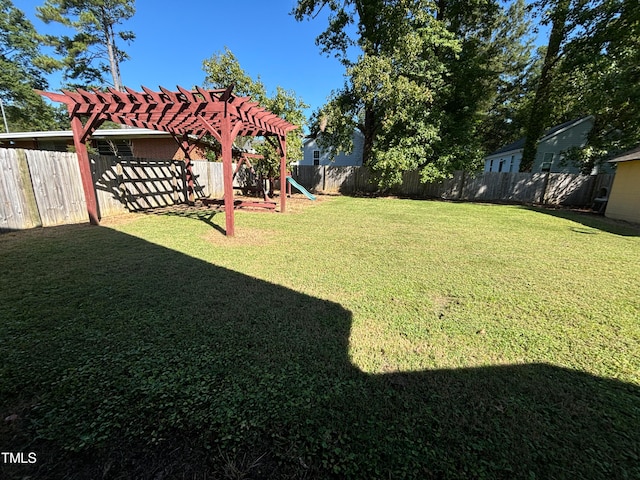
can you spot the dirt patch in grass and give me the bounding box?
[202,226,277,247]
[433,295,462,319]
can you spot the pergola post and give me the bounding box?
[180,134,195,204]
[70,116,99,225]
[221,114,236,236]
[278,135,287,213]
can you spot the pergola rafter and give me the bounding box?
[39,85,298,236]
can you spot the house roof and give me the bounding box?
[488,138,525,156]
[608,146,640,163]
[303,129,364,146]
[488,116,593,156]
[539,116,593,142]
[0,128,171,143]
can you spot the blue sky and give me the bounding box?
[20,1,545,125]
[20,0,348,121]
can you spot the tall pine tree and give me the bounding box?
[36,0,135,90]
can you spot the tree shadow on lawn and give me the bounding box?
[522,205,640,237]
[0,225,638,479]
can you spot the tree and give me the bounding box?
[296,0,460,186]
[203,47,267,102]
[202,47,308,176]
[36,0,135,90]
[434,0,535,171]
[297,1,536,186]
[520,0,571,171]
[449,0,536,156]
[0,0,63,131]
[558,0,640,171]
[520,0,639,172]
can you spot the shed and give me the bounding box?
[605,146,640,224]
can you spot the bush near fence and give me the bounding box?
[291,165,613,207]
[1,148,613,231]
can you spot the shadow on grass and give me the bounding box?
[1,225,638,479]
[522,205,640,237]
[142,207,227,235]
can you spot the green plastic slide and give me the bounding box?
[286,176,316,201]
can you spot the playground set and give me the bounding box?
[40,85,310,236]
[200,152,315,211]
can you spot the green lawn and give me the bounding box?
[1,196,639,479]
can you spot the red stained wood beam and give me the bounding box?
[70,116,99,225]
[79,110,105,143]
[219,85,235,102]
[196,116,222,144]
[235,201,276,210]
[278,135,287,214]
[37,90,73,105]
[220,114,236,236]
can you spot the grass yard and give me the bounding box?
[1,196,639,479]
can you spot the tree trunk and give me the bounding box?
[102,7,123,92]
[436,0,446,21]
[361,104,375,166]
[520,0,570,171]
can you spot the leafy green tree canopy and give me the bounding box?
[559,0,640,171]
[520,0,639,172]
[298,1,537,186]
[296,0,463,186]
[202,47,308,176]
[36,0,135,90]
[0,0,64,131]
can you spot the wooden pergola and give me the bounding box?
[39,85,298,236]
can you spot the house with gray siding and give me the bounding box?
[300,131,364,166]
[484,138,525,173]
[484,116,607,174]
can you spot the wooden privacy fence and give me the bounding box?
[0,148,224,231]
[291,165,614,207]
[1,148,86,230]
[1,147,614,232]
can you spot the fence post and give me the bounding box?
[322,165,326,192]
[458,170,466,200]
[540,172,550,204]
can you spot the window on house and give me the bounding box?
[38,141,69,152]
[313,150,320,166]
[541,152,554,172]
[509,155,515,172]
[95,139,133,157]
[498,160,504,172]
[489,159,494,172]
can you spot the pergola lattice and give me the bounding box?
[39,85,298,236]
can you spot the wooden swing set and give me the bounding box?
[39,85,298,236]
